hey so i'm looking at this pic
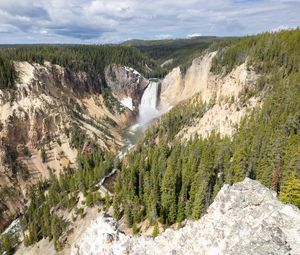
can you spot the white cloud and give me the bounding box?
[0,0,299,43]
[271,25,296,32]
[186,33,202,38]
[40,29,48,34]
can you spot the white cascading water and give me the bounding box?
[119,80,161,156]
[138,80,160,125]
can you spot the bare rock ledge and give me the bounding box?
[71,178,300,255]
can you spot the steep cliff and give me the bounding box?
[71,178,300,255]
[0,60,143,232]
[105,64,149,112]
[159,52,217,110]
[159,51,260,138]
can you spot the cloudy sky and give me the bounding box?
[0,0,299,44]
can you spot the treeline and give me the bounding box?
[211,29,300,76]
[113,29,300,230]
[125,36,237,72]
[0,53,15,89]
[0,44,166,89]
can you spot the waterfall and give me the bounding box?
[119,80,161,156]
[138,80,160,125]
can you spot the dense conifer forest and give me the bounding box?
[0,53,15,89]
[123,36,237,71]
[0,45,165,90]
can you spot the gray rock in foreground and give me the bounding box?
[71,178,300,255]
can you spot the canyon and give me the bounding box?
[2,51,253,218]
[0,61,147,233]
[0,41,293,255]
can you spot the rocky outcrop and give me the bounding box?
[177,62,260,139]
[178,97,259,138]
[159,51,217,111]
[0,61,125,149]
[71,178,300,255]
[0,187,25,233]
[159,52,259,138]
[105,64,149,111]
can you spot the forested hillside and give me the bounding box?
[3,126,119,251]
[113,29,300,229]
[211,29,300,76]
[0,53,15,89]
[22,145,117,250]
[123,36,237,71]
[0,44,164,252]
[0,45,165,90]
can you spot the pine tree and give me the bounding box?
[279,173,300,208]
[112,196,122,220]
[176,191,186,223]
[125,202,133,227]
[152,221,159,238]
[161,163,177,224]
[132,223,139,235]
[271,161,281,193]
[41,146,47,163]
[1,233,13,255]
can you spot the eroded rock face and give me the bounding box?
[71,178,300,255]
[0,61,133,232]
[159,52,259,139]
[0,187,25,233]
[105,64,149,111]
[159,52,217,111]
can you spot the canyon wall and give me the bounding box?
[0,61,146,232]
[159,51,260,138]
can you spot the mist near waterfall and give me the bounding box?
[138,80,161,125]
